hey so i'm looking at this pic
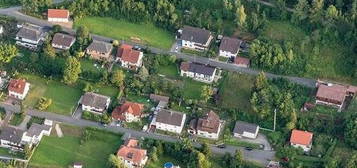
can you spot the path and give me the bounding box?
[16,115,31,130]
[55,123,63,137]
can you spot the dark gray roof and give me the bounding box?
[219,37,242,54]
[80,92,110,111]
[150,94,169,103]
[26,123,51,137]
[86,41,113,53]
[183,62,216,76]
[181,26,211,44]
[16,25,43,41]
[52,33,75,47]
[0,126,24,144]
[156,109,185,126]
[233,121,259,134]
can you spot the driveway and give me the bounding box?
[238,133,272,151]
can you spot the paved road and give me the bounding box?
[0,102,275,165]
[0,7,316,88]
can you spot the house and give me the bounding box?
[80,92,111,114]
[0,25,3,34]
[21,120,53,147]
[8,78,30,100]
[234,57,250,68]
[290,129,313,152]
[179,26,213,51]
[117,138,148,168]
[188,111,222,139]
[180,62,217,83]
[233,121,259,139]
[15,24,46,49]
[86,41,113,61]
[150,109,186,134]
[316,84,347,111]
[0,127,25,151]
[266,161,280,168]
[149,94,169,110]
[116,44,144,70]
[73,163,83,168]
[219,37,242,58]
[47,9,70,22]
[112,101,144,122]
[51,33,75,50]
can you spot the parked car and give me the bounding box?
[244,147,253,151]
[216,144,226,148]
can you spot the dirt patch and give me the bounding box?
[232,29,256,41]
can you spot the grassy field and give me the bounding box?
[218,72,254,111]
[29,125,122,168]
[80,59,105,73]
[157,64,179,79]
[22,74,82,116]
[182,78,205,100]
[75,17,174,49]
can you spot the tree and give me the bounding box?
[138,66,149,81]
[76,25,91,48]
[344,111,357,149]
[112,40,119,46]
[21,0,52,14]
[107,154,126,168]
[23,144,32,159]
[52,24,62,33]
[235,5,247,28]
[292,0,310,23]
[101,113,112,124]
[150,146,158,162]
[324,157,339,168]
[63,57,81,85]
[346,152,357,168]
[200,85,213,103]
[231,149,243,168]
[111,70,125,88]
[0,43,18,64]
[43,42,56,58]
[197,152,211,168]
[36,97,52,111]
[201,142,211,157]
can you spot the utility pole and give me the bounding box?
[273,109,277,131]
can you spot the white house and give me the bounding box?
[219,37,242,58]
[8,78,30,100]
[80,92,111,114]
[116,44,144,70]
[0,25,3,34]
[179,26,213,51]
[150,109,186,134]
[0,127,25,151]
[47,9,70,22]
[233,121,259,139]
[290,129,313,152]
[15,24,46,49]
[117,138,148,168]
[188,111,222,139]
[21,120,53,147]
[51,33,76,50]
[180,62,217,83]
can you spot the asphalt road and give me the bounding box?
[0,6,316,88]
[0,102,275,165]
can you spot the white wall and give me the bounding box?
[48,17,69,22]
[291,143,311,152]
[315,99,343,112]
[197,123,221,139]
[219,50,238,58]
[156,114,186,134]
[181,35,212,51]
[124,113,140,122]
[180,69,216,83]
[8,82,30,100]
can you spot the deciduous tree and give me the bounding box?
[0,43,18,64]
[111,70,125,88]
[63,57,81,85]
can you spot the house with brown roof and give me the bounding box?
[316,84,347,111]
[117,138,148,168]
[8,78,30,100]
[188,111,222,139]
[79,92,111,114]
[179,26,213,51]
[234,56,250,68]
[290,129,313,152]
[86,41,113,61]
[219,37,242,58]
[150,109,186,134]
[180,62,217,83]
[15,24,46,49]
[112,101,144,122]
[116,44,144,70]
[51,33,75,50]
[47,9,70,22]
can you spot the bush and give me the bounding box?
[36,97,52,111]
[26,116,45,129]
[81,111,102,122]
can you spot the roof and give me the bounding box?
[117,44,141,64]
[16,25,43,42]
[52,33,75,47]
[47,9,69,19]
[0,126,24,144]
[117,139,147,164]
[233,121,259,134]
[124,138,139,147]
[149,94,169,103]
[26,123,51,137]
[86,41,113,54]
[347,85,357,94]
[219,37,242,53]
[235,57,250,65]
[180,62,216,76]
[196,111,221,133]
[290,129,313,146]
[8,79,27,94]
[80,92,110,111]
[181,26,211,44]
[316,84,347,103]
[112,101,144,120]
[156,109,185,126]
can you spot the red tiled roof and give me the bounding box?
[197,111,221,133]
[180,62,190,71]
[290,129,313,146]
[117,139,147,164]
[48,9,69,19]
[235,57,250,65]
[117,44,141,64]
[111,101,144,121]
[316,84,347,103]
[8,79,27,94]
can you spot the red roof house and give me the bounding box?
[47,9,70,22]
[235,57,250,68]
[316,84,347,111]
[112,101,144,122]
[8,79,30,100]
[290,129,313,152]
[117,44,143,70]
[117,138,148,167]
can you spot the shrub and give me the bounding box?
[36,97,52,111]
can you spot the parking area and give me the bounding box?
[238,133,272,151]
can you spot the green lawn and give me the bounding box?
[218,72,254,111]
[81,59,105,73]
[29,126,122,168]
[145,155,181,168]
[75,17,174,49]
[224,137,261,149]
[22,74,82,116]
[9,113,24,126]
[157,64,179,79]
[0,0,20,8]
[182,78,205,100]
